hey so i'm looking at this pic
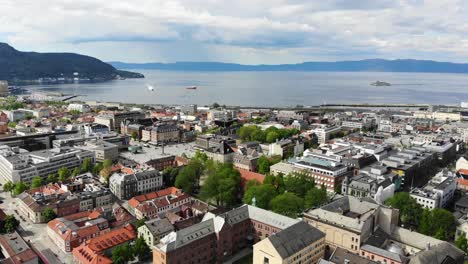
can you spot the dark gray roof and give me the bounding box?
[408,242,464,264]
[268,221,325,259]
[329,247,378,264]
[455,195,468,209]
[143,218,174,236]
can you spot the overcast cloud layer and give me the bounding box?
[1,0,468,64]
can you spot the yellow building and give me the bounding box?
[303,196,399,253]
[253,221,325,264]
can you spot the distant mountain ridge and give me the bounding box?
[109,59,468,73]
[0,43,143,83]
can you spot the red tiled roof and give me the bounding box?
[459,169,468,176]
[28,183,64,196]
[237,169,265,187]
[128,187,181,208]
[72,244,112,264]
[86,224,136,253]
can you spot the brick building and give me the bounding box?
[72,224,137,264]
[153,205,299,264]
[47,210,110,252]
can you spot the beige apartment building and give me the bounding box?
[303,196,399,253]
[253,221,325,264]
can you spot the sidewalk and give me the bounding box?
[223,247,253,264]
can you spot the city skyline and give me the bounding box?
[1,0,468,64]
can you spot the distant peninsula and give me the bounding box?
[0,43,144,84]
[110,59,468,74]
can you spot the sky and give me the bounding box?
[1,0,468,64]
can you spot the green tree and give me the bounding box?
[30,176,43,188]
[455,232,468,253]
[242,184,277,209]
[257,156,271,175]
[263,174,285,193]
[175,166,198,194]
[305,185,328,208]
[385,192,422,227]
[162,167,179,186]
[103,159,112,169]
[131,131,139,141]
[2,215,19,233]
[132,237,150,260]
[92,163,103,174]
[132,218,146,229]
[245,179,260,191]
[269,192,304,218]
[12,182,28,196]
[270,155,282,165]
[284,172,316,198]
[193,151,208,162]
[200,162,241,207]
[3,181,14,193]
[81,157,92,173]
[72,167,80,177]
[7,122,16,128]
[58,167,71,181]
[418,208,457,240]
[46,174,57,183]
[42,207,57,222]
[69,109,81,115]
[266,131,280,143]
[112,244,131,264]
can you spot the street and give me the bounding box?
[0,188,73,264]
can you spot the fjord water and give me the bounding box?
[24,70,468,107]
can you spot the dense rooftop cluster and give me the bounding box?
[0,94,467,264]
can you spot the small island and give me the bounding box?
[370,81,391,86]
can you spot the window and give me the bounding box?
[263,257,269,264]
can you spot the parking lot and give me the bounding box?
[0,188,73,263]
[120,141,197,164]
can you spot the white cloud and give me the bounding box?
[0,0,468,63]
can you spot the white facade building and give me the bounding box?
[68,103,91,113]
[0,146,94,184]
[410,171,457,209]
[309,125,342,144]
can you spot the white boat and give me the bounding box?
[147,85,155,91]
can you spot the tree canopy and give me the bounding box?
[385,192,422,227]
[30,176,43,188]
[12,182,29,196]
[42,207,57,222]
[200,162,241,207]
[58,167,71,182]
[269,192,304,218]
[283,172,316,198]
[257,155,282,175]
[2,215,19,233]
[81,157,92,173]
[243,184,277,209]
[455,233,468,253]
[162,167,179,186]
[304,185,328,208]
[418,208,456,240]
[237,125,300,143]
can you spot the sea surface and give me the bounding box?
[21,70,468,107]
